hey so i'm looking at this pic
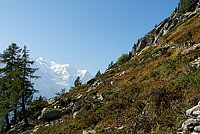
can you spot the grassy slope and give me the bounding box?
[32,12,200,134]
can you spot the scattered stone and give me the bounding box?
[194,126,200,132]
[76,94,83,100]
[190,57,200,68]
[117,126,125,130]
[73,111,79,119]
[72,103,82,113]
[47,97,57,105]
[87,80,102,92]
[83,130,96,134]
[97,93,103,101]
[181,118,198,132]
[45,123,50,127]
[186,105,200,118]
[110,81,114,85]
[191,132,199,134]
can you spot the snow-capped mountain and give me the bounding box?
[33,57,93,99]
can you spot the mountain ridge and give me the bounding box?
[33,57,93,99]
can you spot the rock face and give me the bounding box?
[131,3,200,56]
[38,108,65,122]
[178,101,200,133]
[181,44,200,55]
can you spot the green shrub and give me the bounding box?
[116,54,129,65]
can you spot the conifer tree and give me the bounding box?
[19,45,40,126]
[95,70,101,78]
[0,43,22,130]
[0,44,39,130]
[74,76,82,87]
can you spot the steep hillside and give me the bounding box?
[131,0,200,56]
[8,1,200,134]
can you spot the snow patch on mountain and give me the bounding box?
[33,57,93,99]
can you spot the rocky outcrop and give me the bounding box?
[178,101,200,134]
[38,108,66,122]
[181,44,200,55]
[131,2,200,56]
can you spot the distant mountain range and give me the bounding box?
[32,57,93,99]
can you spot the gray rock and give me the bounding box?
[87,80,102,92]
[38,108,65,122]
[191,132,199,134]
[76,94,84,100]
[73,111,79,119]
[191,57,200,68]
[47,97,58,105]
[186,105,200,118]
[181,118,198,131]
[181,44,200,55]
[97,93,103,101]
[194,125,200,132]
[72,103,82,113]
[83,130,96,134]
[110,81,114,85]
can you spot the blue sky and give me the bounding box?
[0,0,179,75]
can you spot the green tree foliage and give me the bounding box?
[108,61,114,69]
[19,45,40,126]
[74,76,82,87]
[0,44,39,130]
[0,43,22,130]
[0,117,6,134]
[95,70,101,78]
[116,54,129,65]
[178,0,199,14]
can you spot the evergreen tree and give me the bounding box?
[19,45,40,126]
[95,70,101,78]
[0,117,6,134]
[74,76,82,87]
[117,54,129,65]
[108,61,114,69]
[0,44,39,130]
[0,43,22,130]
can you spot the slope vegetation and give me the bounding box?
[12,1,200,134]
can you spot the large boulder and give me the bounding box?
[38,108,65,122]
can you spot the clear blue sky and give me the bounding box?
[0,0,179,75]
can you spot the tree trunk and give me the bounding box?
[5,114,10,131]
[22,92,28,126]
[13,108,17,125]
